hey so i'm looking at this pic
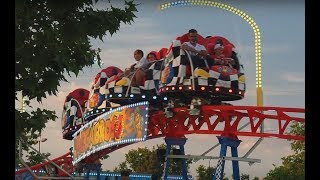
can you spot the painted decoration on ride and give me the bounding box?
[72,101,149,164]
[88,92,105,108]
[161,64,174,84]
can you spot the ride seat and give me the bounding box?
[176,33,206,46]
[176,33,206,77]
[101,66,124,78]
[207,43,234,58]
[205,36,234,49]
[156,48,168,60]
[148,50,158,60]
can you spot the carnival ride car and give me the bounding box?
[15,33,305,180]
[85,33,245,116]
[61,88,90,140]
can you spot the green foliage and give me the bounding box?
[253,177,259,180]
[264,164,304,180]
[15,0,137,101]
[126,147,157,173]
[114,144,192,176]
[264,122,305,180]
[113,162,131,173]
[196,164,216,180]
[15,0,137,165]
[26,151,51,166]
[15,108,56,142]
[195,164,229,180]
[240,173,249,180]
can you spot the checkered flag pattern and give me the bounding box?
[162,41,245,91]
[162,57,245,91]
[93,72,108,88]
[165,41,189,78]
[193,73,246,91]
[141,60,165,91]
[165,39,181,61]
[104,63,165,96]
[215,158,224,180]
[98,39,245,99]
[63,99,82,129]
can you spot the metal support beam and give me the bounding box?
[213,136,242,180]
[166,155,261,163]
[195,117,259,163]
[26,141,73,177]
[17,138,77,179]
[162,137,188,180]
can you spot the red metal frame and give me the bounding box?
[15,151,74,178]
[147,105,305,140]
[16,105,304,178]
[89,105,304,162]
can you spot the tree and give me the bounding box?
[15,0,138,165]
[126,147,158,173]
[196,165,229,180]
[253,177,259,180]
[113,162,131,173]
[114,144,192,176]
[196,164,216,180]
[264,122,305,180]
[25,151,51,166]
[240,173,249,180]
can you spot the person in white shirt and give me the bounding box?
[181,29,208,69]
[123,49,149,86]
[130,49,149,70]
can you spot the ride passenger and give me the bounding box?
[128,51,158,86]
[207,43,235,67]
[146,51,158,62]
[121,49,149,86]
[126,49,149,72]
[181,29,208,69]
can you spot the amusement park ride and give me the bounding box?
[16,33,305,180]
[16,1,305,180]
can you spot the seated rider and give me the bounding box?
[129,51,158,86]
[125,49,149,74]
[207,43,235,67]
[122,49,149,86]
[181,29,208,69]
[146,51,158,63]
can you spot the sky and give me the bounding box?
[18,0,304,179]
